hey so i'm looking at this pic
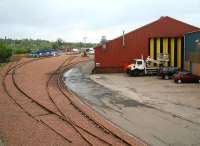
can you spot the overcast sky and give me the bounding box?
[0,0,200,43]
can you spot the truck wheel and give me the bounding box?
[126,69,130,74]
[164,75,169,80]
[127,70,132,76]
[177,80,182,83]
[133,69,140,76]
[140,71,145,76]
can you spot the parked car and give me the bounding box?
[29,49,58,58]
[173,72,200,83]
[87,48,94,55]
[48,49,58,56]
[29,50,43,57]
[72,48,80,54]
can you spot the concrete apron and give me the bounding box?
[0,139,4,146]
[64,61,200,146]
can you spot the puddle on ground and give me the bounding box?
[114,99,144,107]
[64,61,146,110]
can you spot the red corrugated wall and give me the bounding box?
[94,16,199,73]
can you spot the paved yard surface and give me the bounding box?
[91,74,200,125]
[64,61,200,146]
[0,139,4,146]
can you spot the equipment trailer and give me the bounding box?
[126,54,178,78]
[158,67,179,79]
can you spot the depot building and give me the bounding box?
[94,16,199,73]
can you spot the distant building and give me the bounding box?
[184,31,200,76]
[94,16,199,73]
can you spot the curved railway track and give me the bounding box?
[2,55,147,146]
[2,58,73,143]
[46,56,116,146]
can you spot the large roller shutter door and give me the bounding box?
[170,38,175,67]
[163,38,168,67]
[177,37,182,69]
[149,37,183,69]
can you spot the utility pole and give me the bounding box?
[122,30,125,47]
[12,39,16,56]
[83,37,87,48]
[82,36,87,57]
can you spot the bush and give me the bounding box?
[15,48,30,54]
[0,43,12,63]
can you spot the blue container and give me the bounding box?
[184,31,200,72]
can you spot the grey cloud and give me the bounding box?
[0,0,200,42]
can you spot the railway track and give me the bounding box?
[46,56,116,146]
[57,58,148,146]
[2,57,73,143]
[2,55,147,146]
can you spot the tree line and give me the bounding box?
[0,38,96,63]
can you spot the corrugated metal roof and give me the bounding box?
[98,16,199,46]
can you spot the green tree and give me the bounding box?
[0,43,12,63]
[52,42,59,49]
[57,38,64,48]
